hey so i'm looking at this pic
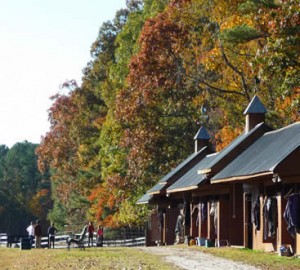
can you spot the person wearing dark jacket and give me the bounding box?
[34,220,42,248]
[48,223,58,248]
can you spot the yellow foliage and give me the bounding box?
[221,15,254,31]
[274,90,300,122]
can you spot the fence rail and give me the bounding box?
[0,229,146,249]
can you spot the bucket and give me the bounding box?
[196,237,206,246]
[20,238,31,250]
[205,239,215,248]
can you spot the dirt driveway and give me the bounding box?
[137,246,260,270]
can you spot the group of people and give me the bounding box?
[87,221,104,247]
[26,220,103,248]
[27,220,58,248]
[26,220,45,248]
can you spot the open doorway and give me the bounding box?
[245,194,253,249]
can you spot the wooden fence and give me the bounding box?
[0,228,145,249]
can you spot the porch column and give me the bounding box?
[162,212,166,245]
[207,201,211,239]
[296,233,300,255]
[277,193,282,252]
[198,204,201,237]
[217,200,220,245]
[258,194,265,250]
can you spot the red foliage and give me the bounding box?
[116,12,187,123]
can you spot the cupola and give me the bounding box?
[243,95,267,133]
[194,126,210,153]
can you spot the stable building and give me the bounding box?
[137,126,214,245]
[138,95,300,255]
[166,96,270,247]
[211,121,300,254]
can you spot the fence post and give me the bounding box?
[123,227,126,246]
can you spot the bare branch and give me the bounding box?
[219,44,250,101]
[185,74,245,96]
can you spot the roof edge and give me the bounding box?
[198,168,211,174]
[167,185,198,193]
[148,191,161,195]
[211,171,273,183]
[136,200,149,205]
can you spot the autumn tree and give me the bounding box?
[112,0,299,225]
[37,0,299,229]
[37,5,133,228]
[81,0,171,227]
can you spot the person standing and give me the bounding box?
[47,223,58,248]
[87,221,94,247]
[96,226,104,247]
[27,221,35,247]
[34,220,42,248]
[175,210,184,244]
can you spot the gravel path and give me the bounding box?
[137,246,260,270]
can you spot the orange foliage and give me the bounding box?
[215,125,243,151]
[88,184,120,227]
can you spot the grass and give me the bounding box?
[0,247,181,270]
[1,245,300,269]
[188,245,300,270]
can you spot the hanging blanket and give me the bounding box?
[284,193,300,236]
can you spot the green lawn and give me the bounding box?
[0,247,180,270]
[1,245,300,270]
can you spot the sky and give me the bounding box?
[0,0,126,148]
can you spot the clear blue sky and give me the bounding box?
[0,0,126,147]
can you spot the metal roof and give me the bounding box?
[136,193,152,204]
[159,152,198,183]
[243,95,267,115]
[200,122,267,172]
[139,146,209,197]
[158,146,209,184]
[167,153,218,193]
[147,182,166,195]
[212,122,300,181]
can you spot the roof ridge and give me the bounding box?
[264,121,300,135]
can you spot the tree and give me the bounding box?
[36,6,132,227]
[36,0,299,228]
[0,142,50,234]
